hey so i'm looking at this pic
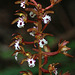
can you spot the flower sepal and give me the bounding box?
[58,40,73,57]
[20,70,33,75]
[50,0,62,5]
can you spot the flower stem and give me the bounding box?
[39,47,42,75]
[44,4,53,11]
[28,2,36,6]
[37,6,42,75]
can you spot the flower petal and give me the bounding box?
[20,58,27,64]
[44,45,51,52]
[27,27,37,32]
[62,53,74,58]
[15,1,21,4]
[50,0,62,5]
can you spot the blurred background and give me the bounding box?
[0,0,75,75]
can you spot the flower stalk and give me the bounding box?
[9,0,73,75]
[38,47,42,75]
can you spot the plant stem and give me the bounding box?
[37,7,42,75]
[38,19,42,75]
[39,47,42,75]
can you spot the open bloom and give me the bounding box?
[14,40,20,50]
[27,58,36,68]
[29,26,37,36]
[53,68,58,75]
[58,40,73,57]
[15,52,18,61]
[29,11,36,18]
[39,38,48,48]
[29,31,35,36]
[14,40,21,61]
[29,8,36,18]
[42,15,51,24]
[17,18,25,28]
[20,1,25,8]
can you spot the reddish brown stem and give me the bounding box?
[23,41,34,44]
[27,20,36,23]
[30,0,38,6]
[28,2,36,6]
[43,51,59,56]
[42,24,48,32]
[40,67,49,73]
[20,71,27,73]
[33,48,39,52]
[39,47,42,75]
[44,4,54,11]
[43,56,48,66]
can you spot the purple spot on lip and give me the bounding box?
[42,41,44,44]
[20,22,22,25]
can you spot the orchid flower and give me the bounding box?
[15,0,29,8]
[17,17,25,28]
[58,40,73,57]
[27,58,36,68]
[39,38,48,48]
[42,15,51,24]
[29,11,36,18]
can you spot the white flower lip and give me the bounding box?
[14,40,20,50]
[20,1,25,8]
[29,32,35,36]
[29,11,36,18]
[15,52,18,61]
[17,18,25,28]
[42,15,51,24]
[27,58,36,68]
[29,26,37,36]
[14,40,21,61]
[39,38,48,48]
[53,68,58,75]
